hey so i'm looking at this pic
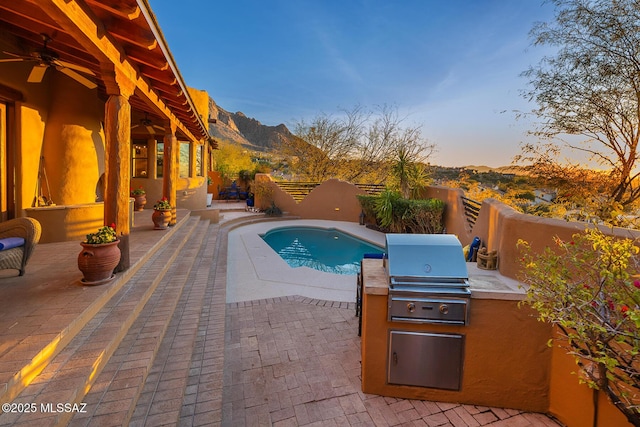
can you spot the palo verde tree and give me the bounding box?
[283,104,435,184]
[521,0,640,208]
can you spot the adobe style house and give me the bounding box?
[0,0,215,268]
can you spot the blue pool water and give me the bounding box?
[260,226,384,275]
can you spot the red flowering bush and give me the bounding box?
[519,227,640,423]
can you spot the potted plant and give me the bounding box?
[131,187,146,211]
[152,197,172,230]
[78,224,120,285]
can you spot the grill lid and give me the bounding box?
[385,234,468,280]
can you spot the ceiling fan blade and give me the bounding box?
[58,67,97,89]
[153,125,165,132]
[1,50,32,60]
[0,58,27,63]
[55,59,95,76]
[145,125,155,134]
[27,64,48,83]
[131,123,141,129]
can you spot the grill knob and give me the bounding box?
[407,303,416,313]
[439,304,449,315]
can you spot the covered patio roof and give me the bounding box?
[0,0,211,144]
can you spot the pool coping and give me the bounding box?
[227,219,386,303]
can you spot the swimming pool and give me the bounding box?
[260,226,384,275]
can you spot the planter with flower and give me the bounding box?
[131,187,146,211]
[78,224,121,285]
[152,197,172,230]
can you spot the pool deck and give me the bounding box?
[227,218,525,304]
[227,220,386,303]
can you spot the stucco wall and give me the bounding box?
[549,329,632,427]
[1,66,212,235]
[422,186,637,425]
[423,185,472,244]
[254,174,368,222]
[42,73,103,206]
[360,268,552,412]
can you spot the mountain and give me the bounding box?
[206,98,521,173]
[208,98,296,152]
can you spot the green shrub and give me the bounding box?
[357,192,445,233]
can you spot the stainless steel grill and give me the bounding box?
[385,234,470,325]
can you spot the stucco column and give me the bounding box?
[163,123,178,225]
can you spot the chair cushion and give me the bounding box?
[0,237,25,250]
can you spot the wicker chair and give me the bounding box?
[0,217,41,276]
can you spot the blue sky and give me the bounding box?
[150,0,556,167]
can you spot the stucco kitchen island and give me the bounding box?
[360,258,553,413]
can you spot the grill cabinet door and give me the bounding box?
[388,331,464,391]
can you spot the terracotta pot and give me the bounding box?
[133,194,146,211]
[78,240,121,285]
[152,209,171,230]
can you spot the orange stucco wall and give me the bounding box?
[0,59,212,240]
[423,185,472,245]
[360,260,552,412]
[1,65,106,238]
[254,174,368,222]
[418,186,637,426]
[549,328,632,427]
[42,73,104,206]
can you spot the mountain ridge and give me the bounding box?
[208,97,295,152]
[206,97,518,171]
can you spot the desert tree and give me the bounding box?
[284,105,367,181]
[520,0,640,208]
[284,104,435,185]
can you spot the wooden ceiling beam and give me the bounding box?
[0,5,63,36]
[109,27,158,51]
[138,65,177,85]
[126,47,168,71]
[21,0,203,141]
[84,0,140,21]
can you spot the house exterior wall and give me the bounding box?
[0,63,212,240]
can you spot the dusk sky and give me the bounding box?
[150,0,557,167]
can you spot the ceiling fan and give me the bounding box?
[132,113,165,134]
[0,33,97,89]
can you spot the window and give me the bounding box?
[156,142,163,178]
[132,140,148,178]
[195,144,203,176]
[179,142,190,178]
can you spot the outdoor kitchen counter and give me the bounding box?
[362,258,526,300]
[359,258,552,412]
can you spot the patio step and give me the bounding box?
[0,216,213,426]
[75,218,221,426]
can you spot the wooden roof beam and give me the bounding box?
[85,0,141,21]
[28,0,204,142]
[138,65,177,85]
[103,18,158,50]
[0,6,63,36]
